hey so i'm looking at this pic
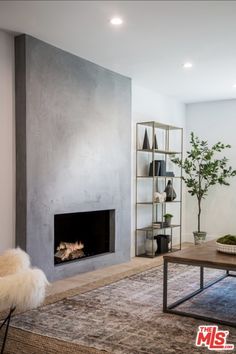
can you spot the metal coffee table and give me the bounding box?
[163,241,236,327]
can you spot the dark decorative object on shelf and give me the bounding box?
[149,160,166,176]
[155,234,169,253]
[164,180,177,201]
[142,128,150,150]
[165,171,175,177]
[152,134,158,150]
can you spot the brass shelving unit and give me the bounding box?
[135,121,183,257]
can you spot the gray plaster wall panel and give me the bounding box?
[15,35,27,251]
[15,35,131,281]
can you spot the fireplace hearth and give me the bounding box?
[54,210,115,265]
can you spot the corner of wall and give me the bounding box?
[0,30,15,252]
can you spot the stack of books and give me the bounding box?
[152,222,169,229]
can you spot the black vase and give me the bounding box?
[142,129,150,150]
[164,180,177,201]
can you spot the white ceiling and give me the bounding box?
[1,0,236,103]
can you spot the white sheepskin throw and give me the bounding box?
[0,248,30,277]
[0,268,49,312]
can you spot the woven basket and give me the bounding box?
[216,242,236,255]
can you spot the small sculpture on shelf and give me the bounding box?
[142,128,150,150]
[164,180,177,201]
[154,191,166,203]
[152,134,158,150]
[165,171,175,177]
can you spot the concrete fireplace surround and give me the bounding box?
[15,35,131,281]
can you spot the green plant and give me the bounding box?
[172,132,236,233]
[217,235,236,245]
[164,213,173,218]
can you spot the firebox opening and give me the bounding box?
[54,209,115,266]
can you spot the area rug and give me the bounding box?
[5,265,236,353]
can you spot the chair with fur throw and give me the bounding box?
[0,248,48,353]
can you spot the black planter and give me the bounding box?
[155,234,169,254]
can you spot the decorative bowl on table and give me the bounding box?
[216,234,236,255]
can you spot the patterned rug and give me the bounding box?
[7,265,236,353]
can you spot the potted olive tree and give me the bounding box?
[172,132,236,245]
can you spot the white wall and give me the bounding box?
[186,100,236,241]
[132,84,186,256]
[0,30,15,252]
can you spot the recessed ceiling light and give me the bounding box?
[110,17,123,26]
[183,62,193,69]
[233,84,236,89]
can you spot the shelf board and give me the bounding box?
[136,248,181,258]
[137,148,181,155]
[137,252,164,258]
[137,224,181,232]
[137,176,181,179]
[137,121,182,130]
[137,201,181,205]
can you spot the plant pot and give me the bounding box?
[164,218,172,227]
[145,237,158,256]
[193,231,207,245]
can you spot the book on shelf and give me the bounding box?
[152,222,168,229]
[149,160,166,176]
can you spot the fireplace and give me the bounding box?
[54,210,115,265]
[15,35,131,280]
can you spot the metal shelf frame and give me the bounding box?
[135,121,183,258]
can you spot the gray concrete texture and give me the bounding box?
[15,35,131,281]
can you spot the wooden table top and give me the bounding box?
[164,240,236,270]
